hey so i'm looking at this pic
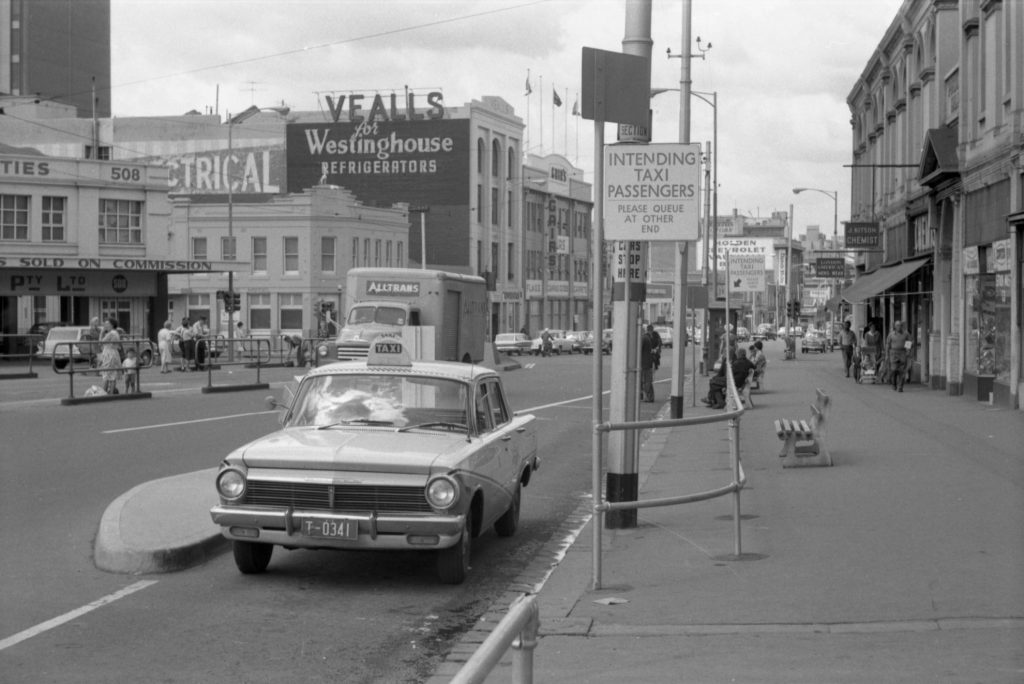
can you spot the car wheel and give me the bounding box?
[54,358,68,370]
[437,507,472,585]
[233,540,273,574]
[494,482,521,538]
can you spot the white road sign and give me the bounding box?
[604,143,701,241]
[613,241,643,281]
[727,255,765,293]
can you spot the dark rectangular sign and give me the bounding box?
[844,221,881,248]
[815,257,846,278]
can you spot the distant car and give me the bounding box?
[735,327,750,342]
[801,330,827,353]
[531,329,575,355]
[494,332,532,356]
[778,326,804,338]
[653,326,673,348]
[209,340,540,585]
[753,323,776,341]
[602,329,614,352]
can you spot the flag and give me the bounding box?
[524,76,532,96]
[552,88,562,107]
[571,96,579,116]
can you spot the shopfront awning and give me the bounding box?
[841,257,931,303]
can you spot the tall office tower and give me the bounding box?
[1,0,111,117]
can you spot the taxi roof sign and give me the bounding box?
[366,337,413,367]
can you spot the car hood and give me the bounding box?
[237,427,470,473]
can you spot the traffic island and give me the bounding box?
[62,391,153,405]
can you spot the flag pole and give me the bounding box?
[539,75,544,154]
[563,87,568,155]
[525,69,532,160]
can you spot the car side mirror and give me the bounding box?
[265,395,286,410]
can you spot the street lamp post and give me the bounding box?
[792,187,838,339]
[226,105,289,361]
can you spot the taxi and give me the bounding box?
[210,339,539,584]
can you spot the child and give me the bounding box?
[122,348,139,393]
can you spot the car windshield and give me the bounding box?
[287,372,468,429]
[346,306,407,326]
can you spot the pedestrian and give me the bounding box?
[176,317,193,371]
[646,324,662,370]
[885,320,911,392]
[121,347,139,393]
[191,316,210,370]
[235,320,247,358]
[749,341,767,389]
[862,321,881,372]
[640,327,655,402]
[838,321,857,378]
[98,318,122,395]
[157,319,175,373]
[540,328,552,357]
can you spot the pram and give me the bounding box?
[855,346,880,384]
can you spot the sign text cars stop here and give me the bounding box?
[603,143,701,241]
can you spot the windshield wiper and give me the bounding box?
[397,421,466,433]
[317,418,396,430]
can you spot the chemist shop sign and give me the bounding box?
[603,143,701,241]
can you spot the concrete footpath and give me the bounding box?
[428,354,1024,683]
[89,351,1024,681]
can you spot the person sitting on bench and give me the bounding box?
[702,348,755,409]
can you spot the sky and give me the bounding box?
[110,0,906,241]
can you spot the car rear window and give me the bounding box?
[49,329,82,341]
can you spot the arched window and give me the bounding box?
[477,138,485,174]
[507,146,516,180]
[492,139,501,176]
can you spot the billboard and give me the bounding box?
[132,144,286,196]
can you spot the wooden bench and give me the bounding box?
[774,388,832,467]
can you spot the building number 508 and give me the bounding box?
[111,167,141,182]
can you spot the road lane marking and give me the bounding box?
[102,410,277,434]
[0,580,158,652]
[521,377,681,414]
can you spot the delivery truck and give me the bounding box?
[318,268,487,363]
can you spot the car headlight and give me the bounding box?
[425,475,460,510]
[317,345,329,357]
[216,468,247,500]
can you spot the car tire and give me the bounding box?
[233,541,273,574]
[494,482,521,538]
[54,358,68,370]
[437,507,472,585]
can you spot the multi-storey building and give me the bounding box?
[847,0,1023,408]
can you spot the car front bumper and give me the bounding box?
[210,505,464,549]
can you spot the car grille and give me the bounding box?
[337,344,369,359]
[244,481,431,513]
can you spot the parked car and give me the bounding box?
[801,330,828,353]
[209,339,540,585]
[36,326,96,369]
[494,332,532,356]
[735,326,750,342]
[530,329,575,355]
[653,326,673,348]
[753,323,776,341]
[778,325,804,338]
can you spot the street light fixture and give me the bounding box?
[792,187,839,338]
[225,105,289,360]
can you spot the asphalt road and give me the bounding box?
[0,351,675,682]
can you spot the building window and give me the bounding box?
[33,296,47,324]
[491,188,499,225]
[476,185,483,224]
[283,237,299,274]
[477,138,485,174]
[1,195,30,240]
[363,238,370,266]
[386,241,392,267]
[507,146,516,180]
[85,145,112,160]
[375,239,381,267]
[507,190,513,228]
[191,237,207,260]
[101,299,132,333]
[41,196,66,241]
[321,236,336,273]
[221,236,236,261]
[249,293,271,329]
[184,295,209,328]
[397,242,404,268]
[279,293,303,330]
[492,139,501,176]
[252,237,267,274]
[352,237,359,267]
[507,241,515,281]
[98,199,142,244]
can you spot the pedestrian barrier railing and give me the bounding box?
[0,333,43,379]
[52,338,155,404]
[450,593,539,684]
[591,351,748,590]
[197,337,271,394]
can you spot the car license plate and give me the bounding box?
[300,519,358,540]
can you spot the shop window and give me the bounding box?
[33,296,47,324]
[397,242,404,268]
[98,199,142,244]
[249,293,270,330]
[41,196,66,241]
[363,238,370,267]
[964,240,1012,383]
[283,236,299,274]
[279,293,303,330]
[1,194,30,240]
[321,236,336,273]
[252,237,267,274]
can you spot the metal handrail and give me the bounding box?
[450,593,539,684]
[591,331,748,590]
[197,337,271,391]
[52,338,155,399]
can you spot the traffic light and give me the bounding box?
[793,300,801,318]
[221,290,240,313]
[785,301,793,318]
